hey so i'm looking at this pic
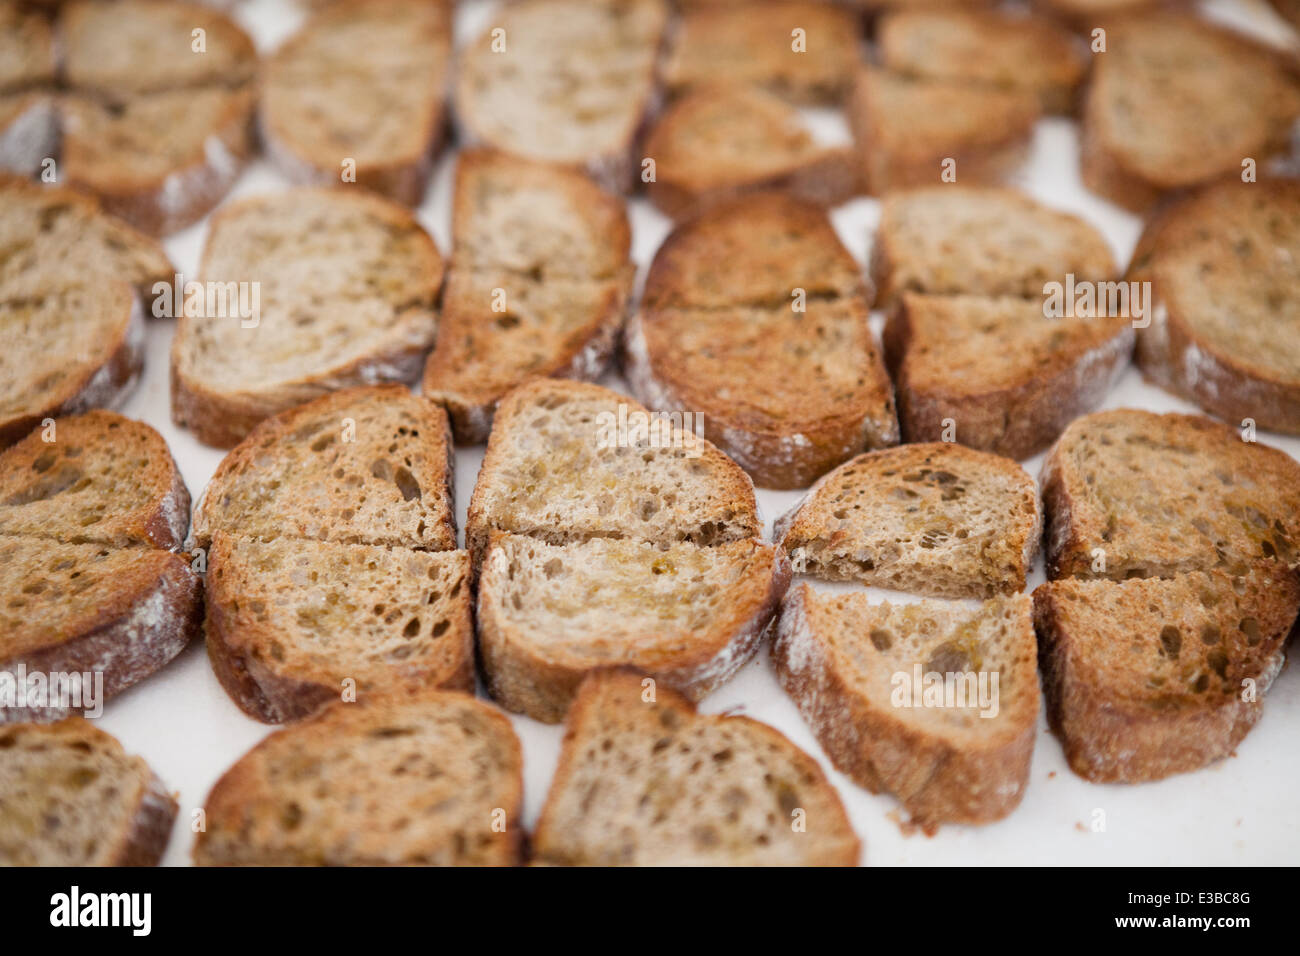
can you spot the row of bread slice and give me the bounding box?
[1,668,861,866]
[764,407,1300,830]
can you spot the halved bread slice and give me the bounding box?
[1128,178,1300,435]
[190,386,456,553]
[775,442,1041,598]
[848,66,1039,194]
[205,534,473,724]
[878,8,1087,114]
[0,538,201,724]
[422,150,635,443]
[449,149,632,281]
[626,192,898,489]
[0,719,177,865]
[642,84,858,219]
[0,280,143,448]
[465,378,761,568]
[453,0,669,192]
[194,693,525,866]
[0,175,172,295]
[0,409,190,550]
[664,1,861,104]
[477,534,789,722]
[870,186,1117,308]
[1033,566,1300,782]
[774,584,1038,828]
[1080,12,1300,211]
[170,190,444,447]
[260,0,452,204]
[883,293,1134,460]
[1040,409,1300,580]
[532,668,860,865]
[424,269,631,444]
[639,190,867,311]
[58,0,258,234]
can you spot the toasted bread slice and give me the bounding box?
[626,192,898,489]
[194,694,524,866]
[878,8,1086,114]
[0,175,172,294]
[190,386,456,552]
[449,149,632,281]
[477,534,789,722]
[642,84,858,219]
[170,190,444,447]
[0,410,190,550]
[0,538,201,723]
[883,293,1134,459]
[424,269,632,444]
[1128,179,1300,435]
[466,379,761,568]
[453,0,669,192]
[0,280,143,448]
[871,186,1117,308]
[849,66,1038,194]
[205,534,473,724]
[0,719,177,865]
[774,584,1038,828]
[776,442,1041,598]
[1081,12,1300,211]
[664,1,861,104]
[422,150,634,443]
[532,668,860,865]
[261,0,451,204]
[1033,566,1300,782]
[58,0,257,234]
[640,190,867,311]
[1040,409,1300,580]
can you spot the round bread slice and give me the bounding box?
[170,190,444,448]
[260,0,452,204]
[0,280,143,448]
[532,668,860,866]
[664,1,860,104]
[849,65,1039,195]
[477,534,790,722]
[190,385,456,553]
[0,409,191,550]
[0,175,172,295]
[194,693,525,866]
[883,293,1134,460]
[0,719,177,865]
[775,442,1042,599]
[0,538,202,724]
[57,0,257,234]
[870,185,1118,308]
[205,534,474,724]
[1128,178,1300,435]
[1080,12,1300,211]
[626,192,898,489]
[453,0,669,192]
[1033,565,1300,782]
[1040,409,1300,581]
[877,8,1087,114]
[774,584,1039,829]
[465,378,762,570]
[642,84,858,219]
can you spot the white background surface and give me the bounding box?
[94,0,1300,865]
